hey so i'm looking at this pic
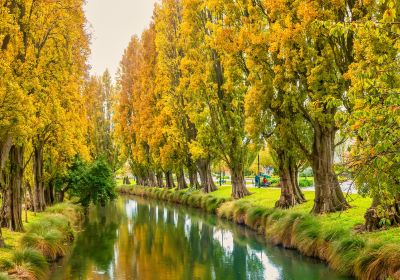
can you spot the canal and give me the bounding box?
[50,196,352,280]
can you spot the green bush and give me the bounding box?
[65,157,116,207]
[299,178,314,187]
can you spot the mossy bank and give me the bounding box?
[0,203,84,280]
[118,185,400,280]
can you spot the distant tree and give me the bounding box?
[64,157,116,207]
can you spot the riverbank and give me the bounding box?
[117,185,400,280]
[0,203,84,280]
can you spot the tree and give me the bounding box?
[0,0,89,241]
[180,0,251,198]
[346,0,400,230]
[65,157,116,207]
[84,71,121,171]
[251,0,371,213]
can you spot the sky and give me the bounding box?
[84,0,159,78]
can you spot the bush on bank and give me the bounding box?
[0,203,83,280]
[118,185,400,280]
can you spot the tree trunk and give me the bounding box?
[311,126,349,214]
[0,227,4,248]
[1,145,24,232]
[123,176,131,185]
[45,179,55,206]
[147,170,157,187]
[197,158,217,193]
[230,164,250,199]
[165,171,175,189]
[187,159,200,189]
[364,196,400,232]
[156,172,164,188]
[177,168,187,190]
[25,182,34,210]
[33,146,46,212]
[188,169,200,189]
[275,150,305,209]
[57,185,69,203]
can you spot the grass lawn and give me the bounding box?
[210,186,378,236]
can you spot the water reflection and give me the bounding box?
[50,197,352,280]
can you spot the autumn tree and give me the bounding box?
[0,0,90,243]
[346,0,400,230]
[84,71,121,172]
[180,0,251,197]
[252,0,373,213]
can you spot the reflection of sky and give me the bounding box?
[184,215,191,240]
[125,200,137,219]
[213,229,234,254]
[163,208,168,223]
[173,210,178,228]
[248,247,281,280]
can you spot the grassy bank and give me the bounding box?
[0,203,83,280]
[118,185,400,280]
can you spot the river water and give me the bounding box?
[49,196,352,280]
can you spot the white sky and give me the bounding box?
[84,0,159,78]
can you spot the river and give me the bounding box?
[49,196,352,280]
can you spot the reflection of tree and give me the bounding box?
[51,197,349,280]
[51,202,122,279]
[119,199,267,280]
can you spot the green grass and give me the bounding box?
[118,184,400,279]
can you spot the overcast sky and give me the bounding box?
[84,0,159,78]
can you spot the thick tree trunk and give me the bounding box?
[311,127,349,214]
[156,172,164,188]
[230,164,250,199]
[165,171,175,189]
[1,145,24,232]
[275,150,305,209]
[364,196,400,232]
[188,170,200,189]
[33,146,46,212]
[147,170,157,187]
[187,163,200,189]
[197,158,217,193]
[177,168,187,190]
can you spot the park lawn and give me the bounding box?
[183,186,392,239]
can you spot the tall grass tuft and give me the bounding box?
[0,248,48,280]
[328,235,366,275]
[21,229,66,261]
[354,242,400,280]
[291,215,321,257]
